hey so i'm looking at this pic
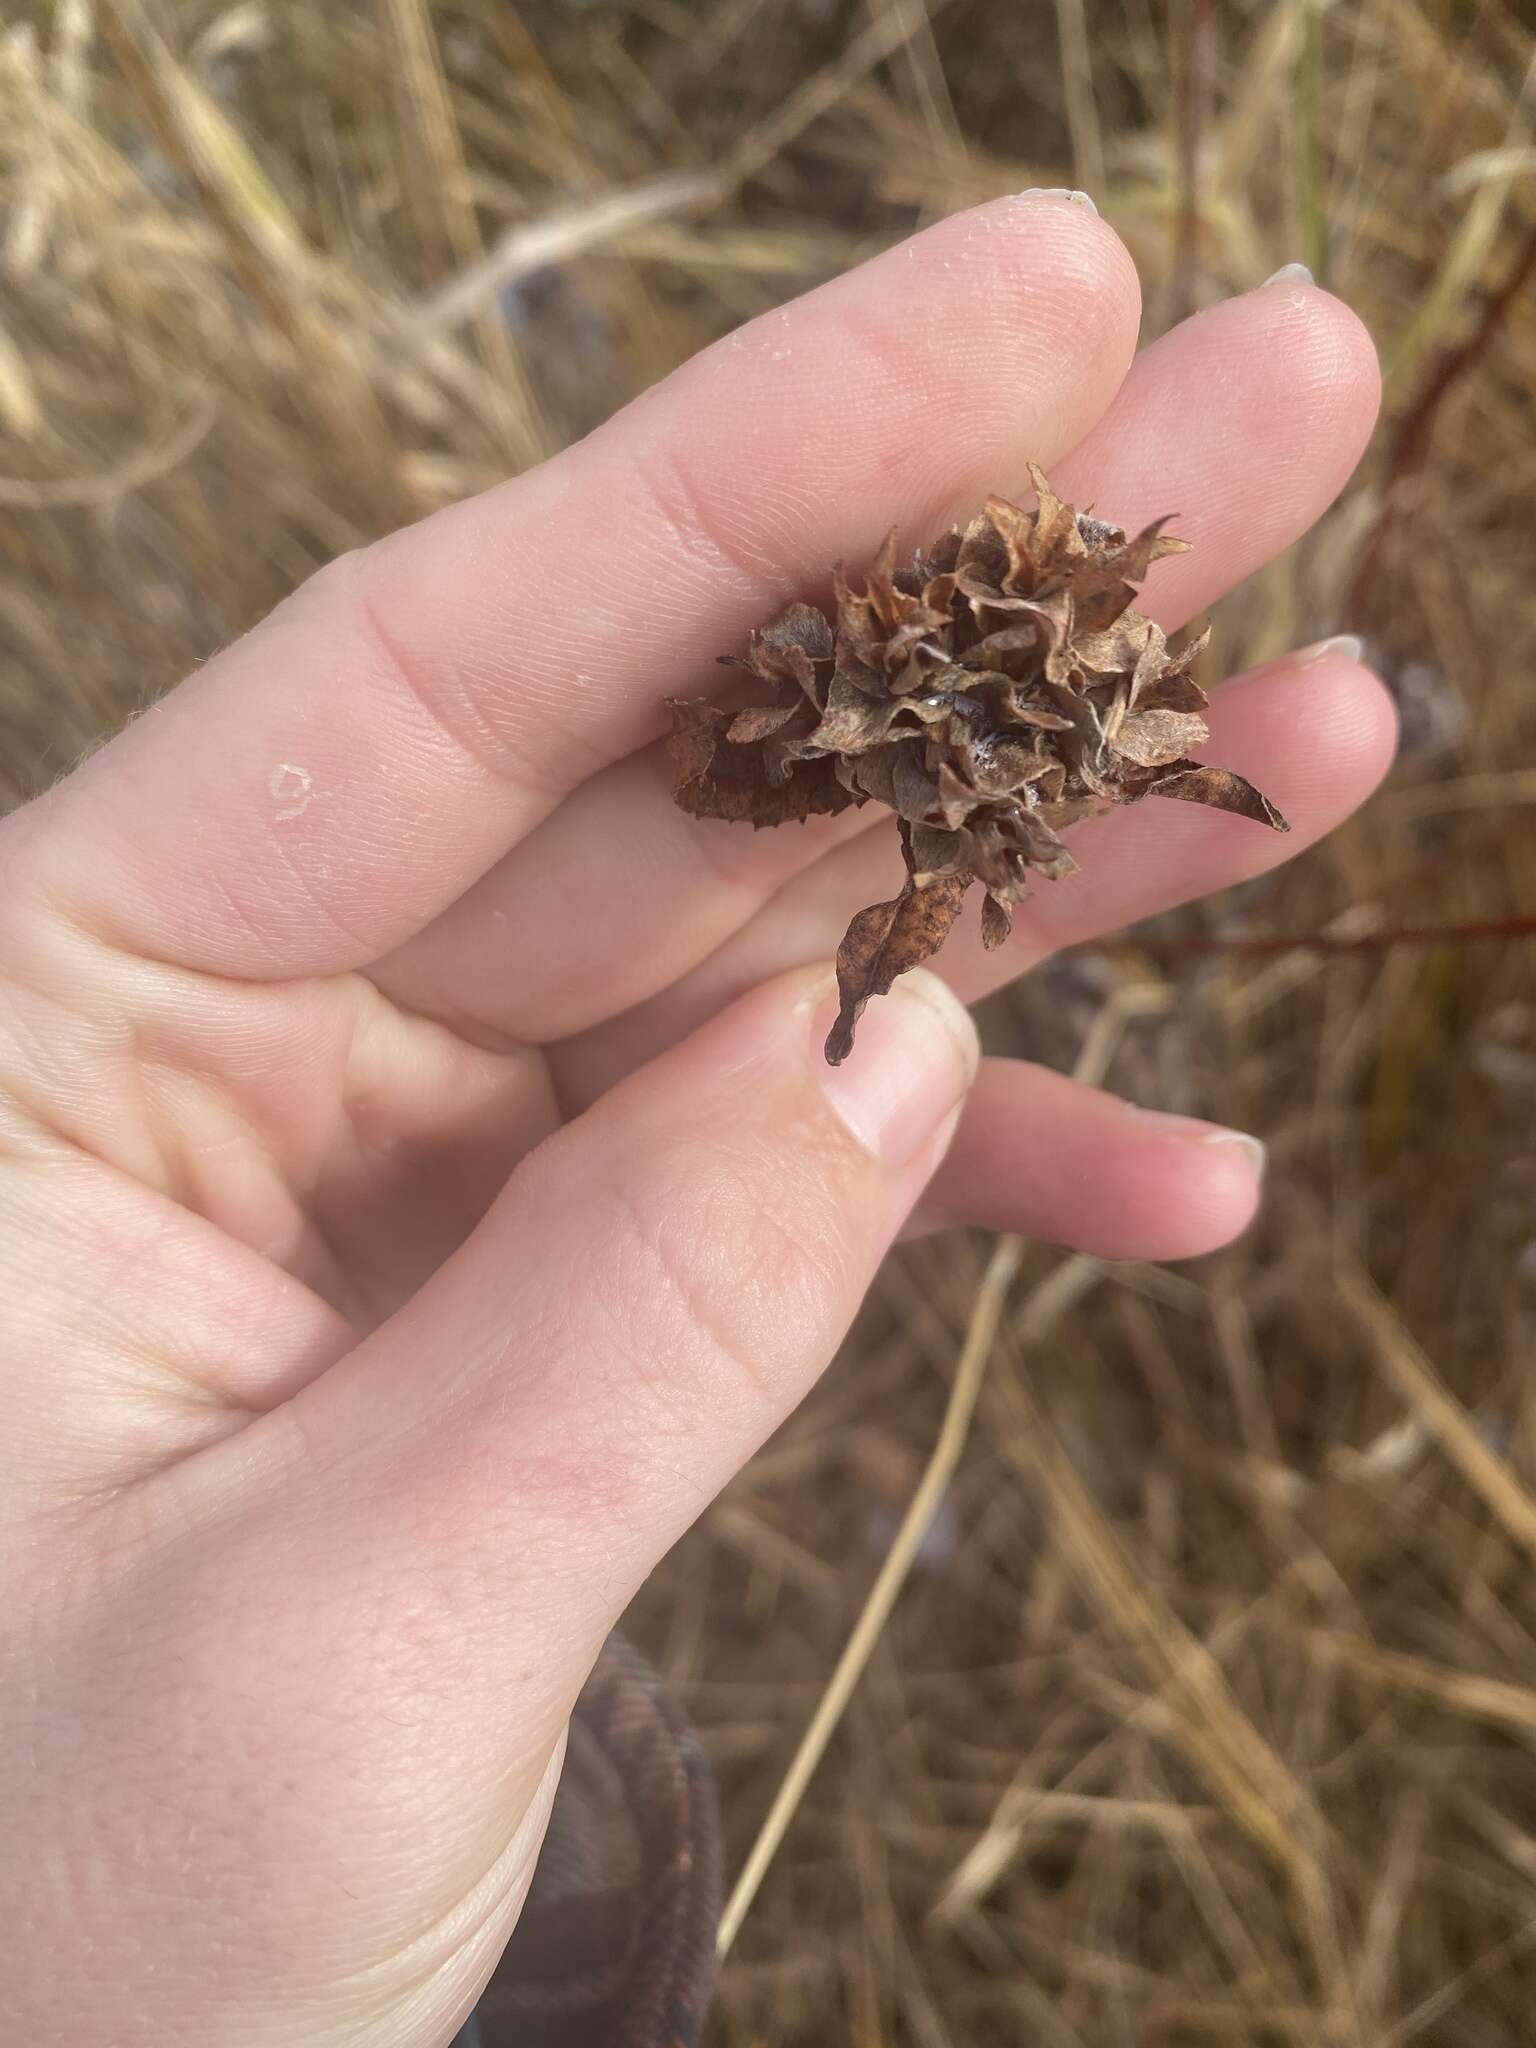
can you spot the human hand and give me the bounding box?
[0,196,1393,2046]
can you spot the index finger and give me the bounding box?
[10,196,1139,980]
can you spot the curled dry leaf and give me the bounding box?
[668,466,1289,1064]
[824,839,970,1066]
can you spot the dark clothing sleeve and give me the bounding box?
[474,1634,722,2048]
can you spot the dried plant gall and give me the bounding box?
[668,466,1288,1064]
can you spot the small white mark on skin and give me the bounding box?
[269,762,315,821]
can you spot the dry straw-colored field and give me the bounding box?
[4,2,1536,2041]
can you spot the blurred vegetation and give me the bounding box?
[2,2,1535,2042]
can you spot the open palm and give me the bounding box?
[0,196,1393,2048]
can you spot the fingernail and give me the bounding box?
[1016,187,1099,216]
[1131,1108,1267,1181]
[1295,633,1364,666]
[1202,1129,1267,1181]
[816,971,979,1169]
[1262,261,1314,286]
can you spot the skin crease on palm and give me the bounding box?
[0,197,1396,2046]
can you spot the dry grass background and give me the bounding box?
[3,1,1536,2040]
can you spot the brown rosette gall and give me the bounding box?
[668,465,1287,1065]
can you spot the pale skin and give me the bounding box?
[0,198,1394,2045]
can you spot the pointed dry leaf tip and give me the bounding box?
[666,470,1289,1061]
[827,838,969,1065]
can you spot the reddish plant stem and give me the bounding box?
[1347,216,1536,620]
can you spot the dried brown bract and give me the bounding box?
[668,466,1287,1064]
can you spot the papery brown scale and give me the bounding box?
[668,700,859,827]
[726,704,800,744]
[1072,615,1159,676]
[890,748,943,823]
[843,741,912,810]
[909,823,972,880]
[805,672,901,753]
[1112,708,1213,768]
[1150,762,1291,830]
[1015,466,1081,567]
[981,893,1013,950]
[758,602,834,664]
[1139,667,1210,714]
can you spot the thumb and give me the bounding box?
[296,961,977,1685]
